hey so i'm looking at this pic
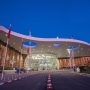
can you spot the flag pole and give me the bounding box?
[72,48,75,68]
[1,24,11,80]
[19,38,23,74]
[29,31,32,69]
[12,53,14,69]
[69,49,72,68]
[1,38,8,80]
[71,35,75,68]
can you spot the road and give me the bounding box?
[0,70,90,90]
[0,73,47,90]
[52,71,90,90]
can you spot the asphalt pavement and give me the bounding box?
[0,73,48,90]
[52,71,90,90]
[0,70,90,90]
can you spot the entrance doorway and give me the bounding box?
[25,54,58,71]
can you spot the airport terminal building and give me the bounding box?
[0,26,90,70]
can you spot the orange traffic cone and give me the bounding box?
[47,74,53,90]
[47,79,51,83]
[47,86,53,90]
[48,74,51,78]
[48,77,51,80]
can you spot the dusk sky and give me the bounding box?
[0,0,90,43]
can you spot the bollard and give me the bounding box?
[3,77,5,81]
[11,75,13,80]
[7,76,12,83]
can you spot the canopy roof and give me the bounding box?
[0,26,90,57]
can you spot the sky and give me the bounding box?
[0,0,90,43]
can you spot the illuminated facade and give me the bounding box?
[25,54,58,70]
[0,26,90,70]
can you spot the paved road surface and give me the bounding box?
[0,70,90,90]
[0,73,47,90]
[52,72,90,90]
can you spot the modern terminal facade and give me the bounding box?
[0,26,90,71]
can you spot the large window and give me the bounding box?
[25,54,58,70]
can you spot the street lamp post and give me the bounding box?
[67,49,72,68]
[71,49,75,68]
[29,31,32,70]
[67,46,77,71]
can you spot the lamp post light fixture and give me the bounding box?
[67,48,72,68]
[67,45,79,69]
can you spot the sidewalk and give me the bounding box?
[0,71,41,85]
[71,71,90,78]
[0,73,31,85]
[79,73,90,77]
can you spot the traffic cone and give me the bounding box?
[47,83,52,87]
[48,75,51,80]
[47,79,51,83]
[47,86,53,90]
[48,74,51,78]
[48,77,51,80]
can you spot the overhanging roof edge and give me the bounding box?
[0,26,90,46]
